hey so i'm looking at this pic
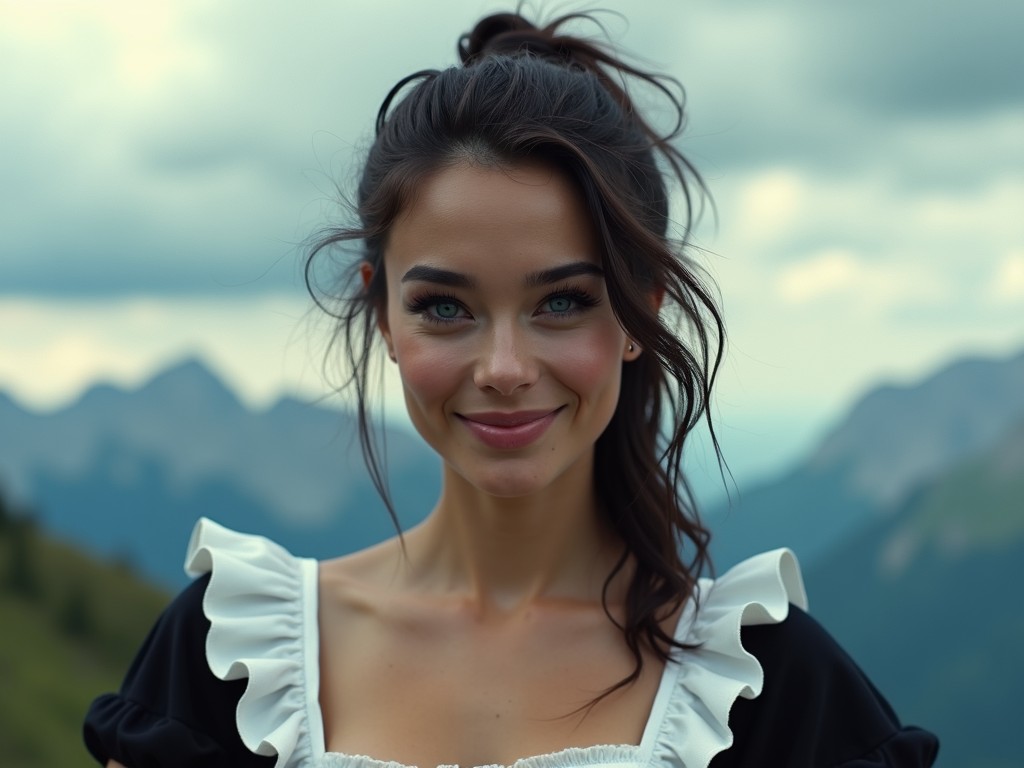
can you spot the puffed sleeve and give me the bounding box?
[711,605,939,767]
[83,574,275,767]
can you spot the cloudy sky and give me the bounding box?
[2,0,1022,496]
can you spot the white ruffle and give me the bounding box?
[185,517,323,768]
[645,548,807,768]
[184,517,804,768]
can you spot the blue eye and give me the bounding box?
[538,286,600,317]
[434,302,460,319]
[405,293,468,325]
[547,296,574,313]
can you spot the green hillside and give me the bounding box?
[0,497,169,768]
[903,420,1024,548]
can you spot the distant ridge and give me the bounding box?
[65,357,241,416]
[709,347,1024,568]
[4,346,1023,588]
[136,356,241,405]
[0,357,440,587]
[809,350,1024,505]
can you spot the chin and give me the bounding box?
[449,460,556,500]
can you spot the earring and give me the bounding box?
[628,342,636,353]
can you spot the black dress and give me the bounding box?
[84,519,938,767]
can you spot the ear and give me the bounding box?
[360,262,395,358]
[359,261,375,292]
[649,285,665,313]
[623,288,663,362]
[623,338,642,362]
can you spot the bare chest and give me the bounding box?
[318,600,667,767]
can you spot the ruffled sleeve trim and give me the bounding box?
[185,517,324,768]
[645,548,807,768]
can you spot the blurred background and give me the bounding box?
[1,1,1021,765]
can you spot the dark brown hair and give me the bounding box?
[306,10,725,708]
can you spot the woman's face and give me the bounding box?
[377,160,640,499]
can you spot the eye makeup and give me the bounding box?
[403,282,602,326]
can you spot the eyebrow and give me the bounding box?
[400,261,604,288]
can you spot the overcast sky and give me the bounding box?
[2,0,1022,493]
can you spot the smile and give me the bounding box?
[456,409,562,450]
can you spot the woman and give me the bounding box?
[84,11,938,768]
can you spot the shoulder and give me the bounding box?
[737,603,891,718]
[720,604,940,766]
[84,518,315,768]
[739,601,860,686]
[84,572,275,767]
[319,531,405,599]
[656,549,937,767]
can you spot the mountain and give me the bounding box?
[808,353,1024,507]
[707,349,1024,569]
[805,416,1024,768]
[0,358,440,588]
[5,347,1024,585]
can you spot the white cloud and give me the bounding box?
[989,251,1024,304]
[693,166,1024,422]
[2,0,1024,493]
[1,296,305,406]
[775,249,859,304]
[774,249,949,310]
[730,169,805,246]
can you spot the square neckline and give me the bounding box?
[306,558,696,768]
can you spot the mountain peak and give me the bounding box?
[809,348,1024,507]
[136,357,242,411]
[144,356,225,388]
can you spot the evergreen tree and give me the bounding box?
[58,579,96,638]
[4,514,40,598]
[0,485,10,532]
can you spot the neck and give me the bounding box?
[400,458,624,616]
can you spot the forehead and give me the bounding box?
[384,160,600,277]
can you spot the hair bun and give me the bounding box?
[456,11,686,145]
[459,12,568,66]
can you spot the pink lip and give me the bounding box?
[457,409,562,450]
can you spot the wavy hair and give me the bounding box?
[306,10,725,710]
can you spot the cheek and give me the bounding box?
[384,301,464,408]
[549,325,625,402]
[393,333,468,407]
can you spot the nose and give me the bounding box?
[473,320,539,396]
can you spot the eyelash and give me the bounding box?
[404,283,601,325]
[405,292,465,324]
[538,283,601,316]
